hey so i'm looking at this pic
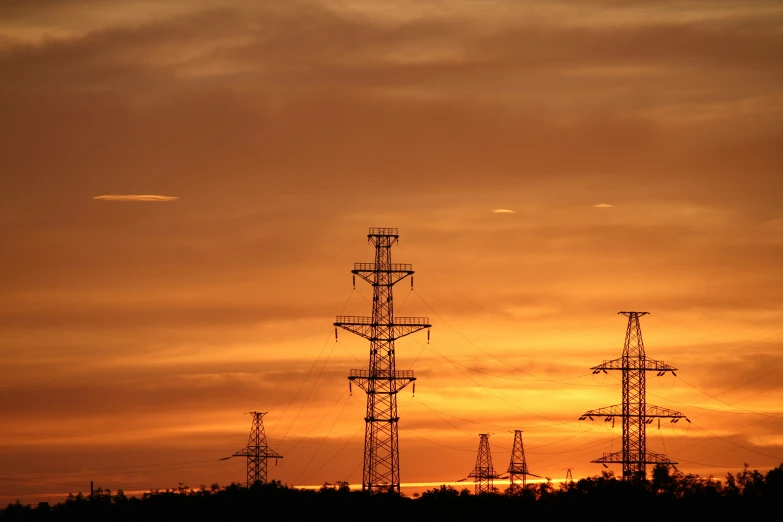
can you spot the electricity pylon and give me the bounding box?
[507,430,538,491]
[579,312,689,480]
[231,412,282,487]
[565,468,573,482]
[334,227,430,493]
[468,434,503,494]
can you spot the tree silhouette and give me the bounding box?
[2,463,781,521]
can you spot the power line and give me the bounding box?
[299,426,363,486]
[617,370,783,418]
[411,288,616,386]
[275,340,340,449]
[601,367,783,460]
[282,387,350,457]
[293,394,353,484]
[677,376,783,419]
[646,315,782,347]
[268,289,355,437]
[687,421,783,462]
[420,338,585,430]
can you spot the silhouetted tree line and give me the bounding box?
[2,464,782,521]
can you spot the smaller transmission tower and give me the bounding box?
[468,434,503,494]
[566,468,573,483]
[232,412,282,487]
[579,312,688,480]
[507,430,538,492]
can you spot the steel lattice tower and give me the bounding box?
[468,434,502,494]
[232,412,283,487]
[566,468,573,482]
[507,430,537,491]
[579,312,688,480]
[334,227,430,493]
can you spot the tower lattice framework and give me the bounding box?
[579,312,688,480]
[507,430,537,491]
[468,434,502,494]
[334,227,430,493]
[232,412,282,487]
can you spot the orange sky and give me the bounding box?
[1,0,782,503]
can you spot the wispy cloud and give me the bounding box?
[93,195,179,202]
[593,203,614,208]
[764,218,783,231]
[492,209,516,214]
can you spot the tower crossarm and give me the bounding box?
[367,227,399,238]
[393,317,431,339]
[508,463,539,476]
[507,468,541,478]
[644,404,687,420]
[232,448,283,459]
[579,404,687,421]
[591,356,677,373]
[592,450,678,466]
[334,316,430,341]
[353,263,414,286]
[579,404,623,420]
[468,469,503,479]
[348,369,415,393]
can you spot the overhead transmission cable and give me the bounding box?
[269,289,355,438]
[412,288,614,386]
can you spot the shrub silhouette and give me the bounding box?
[1,464,781,521]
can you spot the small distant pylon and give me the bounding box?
[566,468,573,482]
[507,430,538,492]
[468,434,503,494]
[231,412,282,487]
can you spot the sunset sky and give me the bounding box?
[1,0,782,503]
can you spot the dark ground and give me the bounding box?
[2,464,782,521]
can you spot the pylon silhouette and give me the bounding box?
[579,312,689,480]
[334,227,430,493]
[231,412,282,487]
[468,434,503,494]
[507,430,538,492]
[566,468,573,482]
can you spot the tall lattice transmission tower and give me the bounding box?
[579,312,688,480]
[334,227,430,493]
[467,434,503,494]
[507,430,537,491]
[231,412,283,487]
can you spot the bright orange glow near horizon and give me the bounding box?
[1,0,782,505]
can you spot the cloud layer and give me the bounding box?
[0,0,781,503]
